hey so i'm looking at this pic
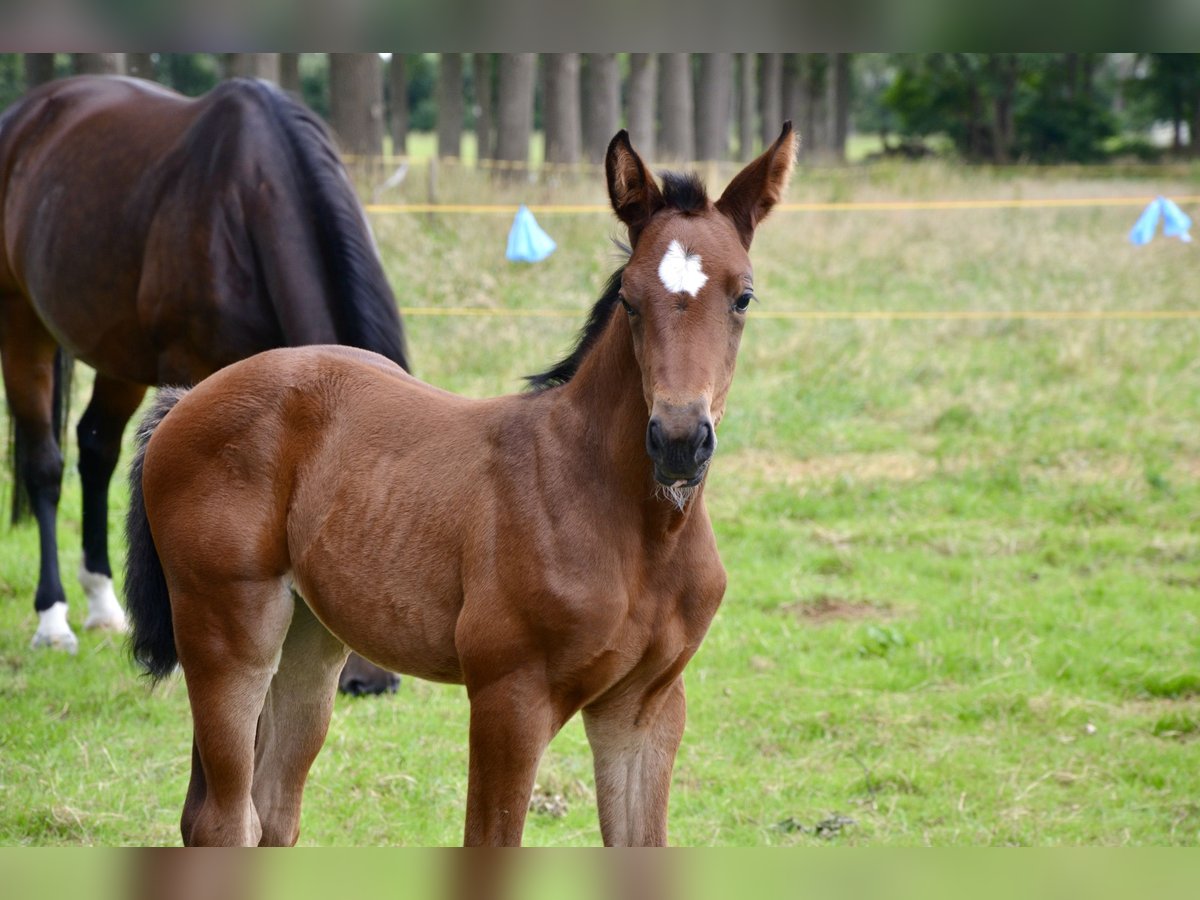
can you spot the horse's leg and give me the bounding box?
[462,675,559,846]
[252,596,348,846]
[77,374,146,631]
[173,578,294,846]
[0,300,73,651]
[581,677,687,846]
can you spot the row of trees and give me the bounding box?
[4,53,1200,165]
[862,53,1200,163]
[2,52,851,165]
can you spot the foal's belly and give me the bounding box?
[291,556,466,685]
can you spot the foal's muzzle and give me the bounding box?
[646,407,716,486]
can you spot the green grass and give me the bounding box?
[1,162,1199,845]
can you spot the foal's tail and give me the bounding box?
[125,387,189,682]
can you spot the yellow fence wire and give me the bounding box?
[377,193,1198,322]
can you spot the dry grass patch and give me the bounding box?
[783,595,897,625]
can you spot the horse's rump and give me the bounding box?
[138,347,470,682]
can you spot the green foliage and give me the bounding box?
[881,54,1116,163]
[1122,54,1200,151]
[0,54,23,111]
[157,53,219,97]
[298,53,329,119]
[406,54,437,132]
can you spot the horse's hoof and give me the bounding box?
[31,603,80,654]
[340,676,401,697]
[338,654,401,697]
[79,567,128,633]
[84,612,128,633]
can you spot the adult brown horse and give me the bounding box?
[0,75,405,694]
[125,123,797,846]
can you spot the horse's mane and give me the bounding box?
[241,80,411,372]
[525,171,710,392]
[525,263,627,392]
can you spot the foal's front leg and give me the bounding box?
[582,677,687,846]
[462,675,559,846]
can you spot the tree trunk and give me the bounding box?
[583,54,620,163]
[827,53,851,162]
[437,54,464,160]
[1064,53,1079,101]
[328,53,384,157]
[759,53,783,148]
[738,54,757,161]
[627,54,658,161]
[473,53,493,161]
[72,54,124,76]
[1080,53,1095,104]
[543,54,582,166]
[224,53,279,82]
[280,53,301,94]
[1192,84,1200,159]
[23,54,56,89]
[126,53,156,81]
[494,53,536,171]
[782,54,806,158]
[389,55,409,156]
[990,54,1018,164]
[658,53,695,163]
[696,53,733,162]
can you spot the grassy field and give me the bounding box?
[1,160,1199,846]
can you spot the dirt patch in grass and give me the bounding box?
[784,595,895,624]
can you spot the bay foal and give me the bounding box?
[126,125,797,846]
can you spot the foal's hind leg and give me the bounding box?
[252,596,348,846]
[0,299,72,651]
[582,677,687,846]
[174,579,295,846]
[77,374,146,631]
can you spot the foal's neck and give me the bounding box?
[560,312,700,527]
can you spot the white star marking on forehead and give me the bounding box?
[657,240,708,297]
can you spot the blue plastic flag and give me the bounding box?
[506,205,557,262]
[1130,196,1193,245]
[1128,197,1162,245]
[1160,197,1193,242]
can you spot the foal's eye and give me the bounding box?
[619,295,637,317]
[733,291,754,313]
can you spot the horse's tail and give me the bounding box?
[9,348,73,524]
[249,80,411,372]
[124,386,189,682]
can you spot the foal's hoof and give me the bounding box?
[31,603,80,654]
[338,654,401,697]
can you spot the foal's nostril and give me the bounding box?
[693,420,715,465]
[646,418,665,457]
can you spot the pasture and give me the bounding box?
[1,159,1198,845]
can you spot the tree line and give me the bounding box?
[2,53,1198,165]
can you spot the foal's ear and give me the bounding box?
[606,130,665,247]
[715,121,798,250]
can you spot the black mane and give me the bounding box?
[525,265,626,391]
[525,171,710,392]
[246,80,411,372]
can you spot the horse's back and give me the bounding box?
[0,77,191,297]
[0,76,339,383]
